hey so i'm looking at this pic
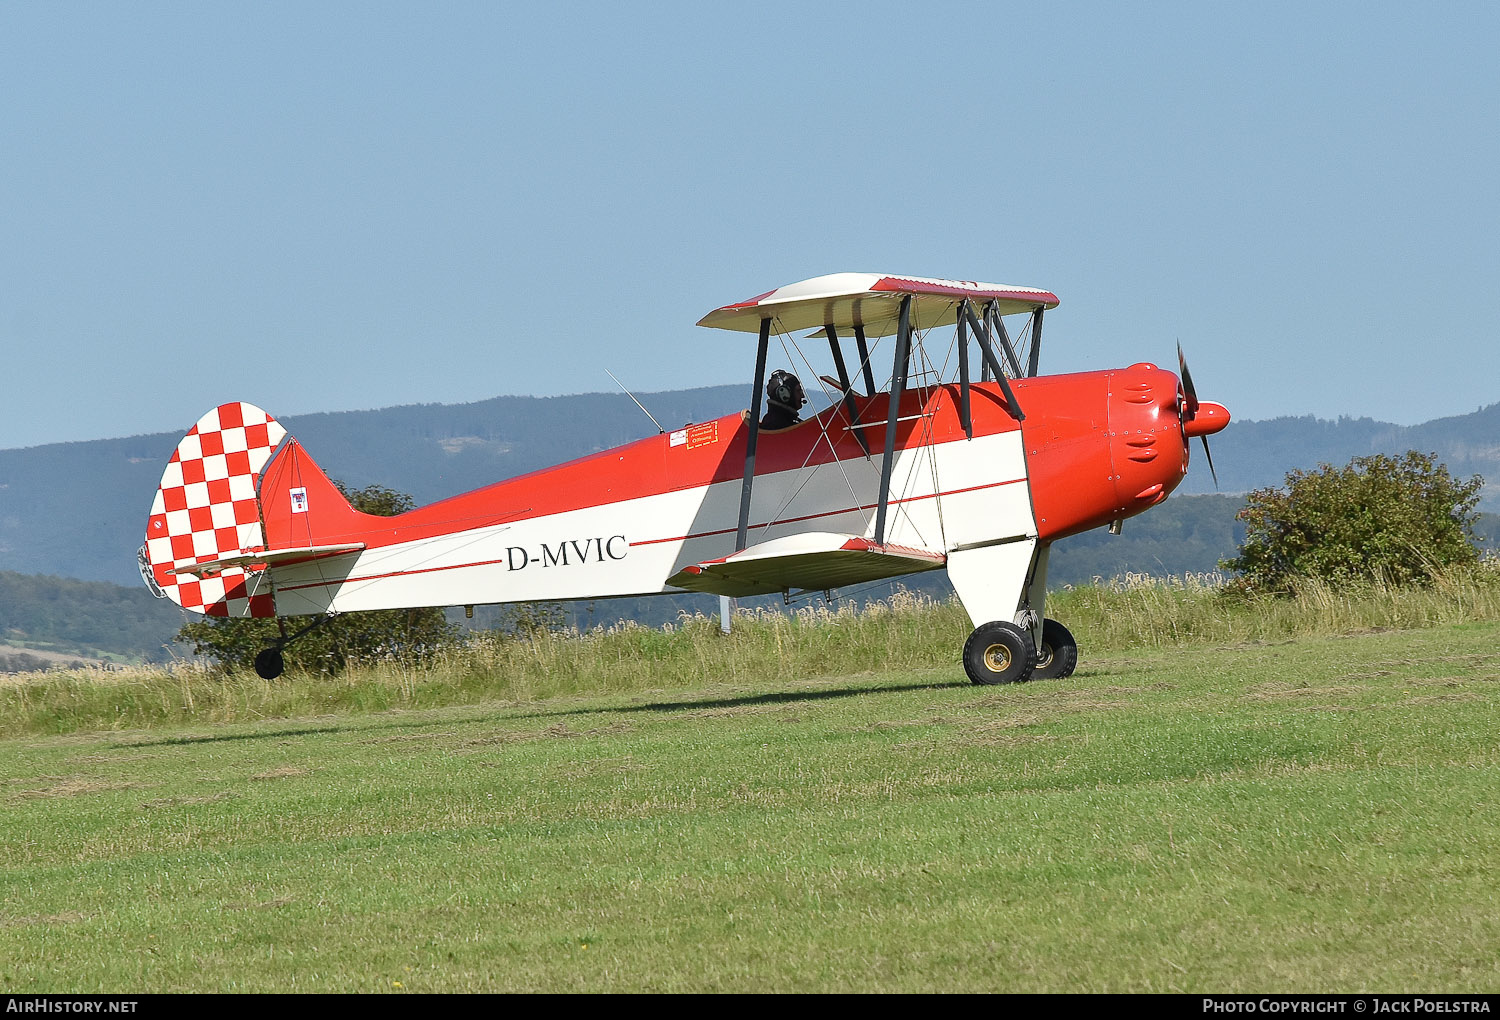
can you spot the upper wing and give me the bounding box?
[697,273,1058,337]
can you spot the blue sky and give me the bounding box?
[3,1,1496,449]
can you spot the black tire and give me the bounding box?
[1033,618,1078,680]
[962,621,1036,685]
[254,647,285,680]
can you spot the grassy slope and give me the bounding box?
[3,621,1498,992]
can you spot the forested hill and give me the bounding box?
[0,571,182,663]
[1,384,1496,587]
[0,385,744,586]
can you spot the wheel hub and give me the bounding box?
[983,643,1012,673]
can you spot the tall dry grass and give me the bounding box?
[6,561,1500,737]
[1055,560,1500,650]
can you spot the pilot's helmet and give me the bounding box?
[766,370,806,412]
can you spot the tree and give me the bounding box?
[176,482,458,673]
[1221,451,1483,593]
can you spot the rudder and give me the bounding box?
[139,402,287,617]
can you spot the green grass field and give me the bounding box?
[3,612,1498,992]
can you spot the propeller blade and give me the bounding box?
[1177,342,1200,419]
[1178,342,1222,486]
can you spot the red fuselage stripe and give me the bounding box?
[274,475,1029,594]
[276,555,514,593]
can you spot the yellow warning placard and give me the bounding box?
[685,422,719,449]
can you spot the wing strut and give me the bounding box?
[873,295,912,546]
[963,301,1026,422]
[737,317,771,552]
[955,299,974,440]
[853,324,877,395]
[824,325,870,456]
[1027,306,1045,377]
[965,302,996,382]
[984,301,1025,379]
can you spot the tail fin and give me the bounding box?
[139,402,288,617]
[256,433,371,551]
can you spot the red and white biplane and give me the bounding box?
[139,273,1229,684]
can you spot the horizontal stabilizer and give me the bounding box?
[667,532,946,597]
[171,543,366,578]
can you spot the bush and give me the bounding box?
[176,482,458,673]
[1221,451,1482,594]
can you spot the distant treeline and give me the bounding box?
[1173,406,1500,503]
[0,651,94,672]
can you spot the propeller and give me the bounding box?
[1177,342,1220,487]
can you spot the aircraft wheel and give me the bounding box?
[1033,619,1078,680]
[254,647,285,680]
[963,621,1036,685]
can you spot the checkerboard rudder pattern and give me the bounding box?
[138,402,288,617]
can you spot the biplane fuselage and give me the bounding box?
[141,273,1229,684]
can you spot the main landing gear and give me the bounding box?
[254,647,285,680]
[252,614,332,680]
[1033,619,1078,681]
[962,618,1078,685]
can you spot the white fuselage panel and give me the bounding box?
[268,428,1035,615]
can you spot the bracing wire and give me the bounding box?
[754,325,873,537]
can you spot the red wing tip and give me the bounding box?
[870,277,1059,307]
[719,289,779,311]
